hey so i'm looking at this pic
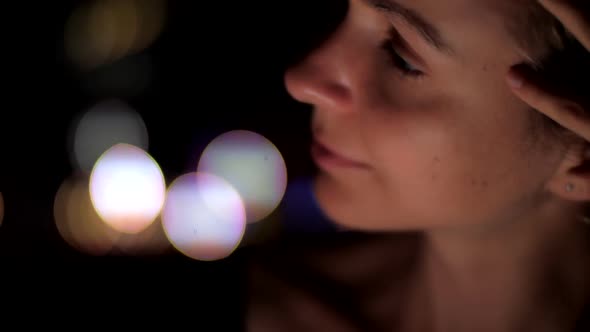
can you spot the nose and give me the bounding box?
[284,2,371,112]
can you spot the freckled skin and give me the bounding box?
[285,0,566,231]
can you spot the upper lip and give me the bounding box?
[312,137,369,167]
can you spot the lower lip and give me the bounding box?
[311,142,367,170]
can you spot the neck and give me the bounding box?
[415,200,590,332]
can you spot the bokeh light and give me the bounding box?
[162,173,246,261]
[197,130,288,224]
[69,99,149,173]
[54,176,121,255]
[89,143,166,234]
[64,0,166,69]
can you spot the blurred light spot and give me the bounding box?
[132,0,167,53]
[0,192,3,226]
[90,144,166,234]
[64,0,166,70]
[112,217,170,256]
[54,176,120,255]
[69,99,149,173]
[197,130,288,224]
[162,173,246,261]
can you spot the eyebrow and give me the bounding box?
[362,0,456,56]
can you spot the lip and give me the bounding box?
[311,139,369,170]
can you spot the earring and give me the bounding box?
[566,183,575,192]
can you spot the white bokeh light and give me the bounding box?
[197,130,287,224]
[90,143,165,234]
[69,99,149,173]
[162,172,246,261]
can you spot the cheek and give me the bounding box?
[357,98,554,226]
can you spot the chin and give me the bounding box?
[312,174,409,232]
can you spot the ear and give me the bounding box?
[546,141,590,202]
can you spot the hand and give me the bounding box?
[506,0,590,141]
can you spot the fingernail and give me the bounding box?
[507,71,524,89]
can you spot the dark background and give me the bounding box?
[1,0,347,322]
[2,0,348,257]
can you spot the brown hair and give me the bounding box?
[510,2,573,65]
[510,1,589,144]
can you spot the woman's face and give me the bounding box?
[285,0,569,231]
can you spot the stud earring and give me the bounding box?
[566,183,575,192]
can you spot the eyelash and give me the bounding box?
[381,32,425,80]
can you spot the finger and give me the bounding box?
[507,66,590,141]
[539,0,590,51]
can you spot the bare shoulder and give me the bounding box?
[245,232,422,332]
